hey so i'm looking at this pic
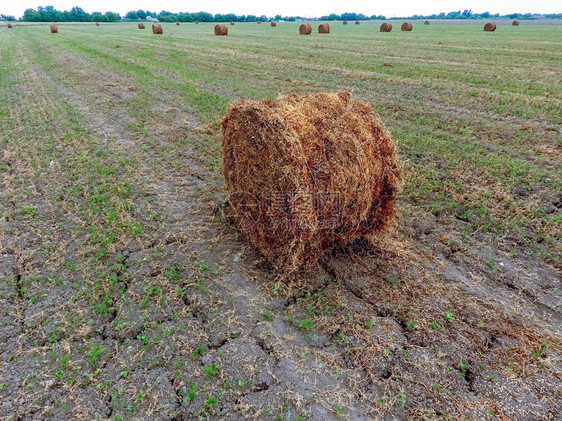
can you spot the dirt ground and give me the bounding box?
[0,24,561,421]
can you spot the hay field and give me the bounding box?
[0,21,560,420]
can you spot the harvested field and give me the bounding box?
[0,21,561,421]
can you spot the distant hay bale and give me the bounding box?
[195,21,199,24]
[222,92,402,274]
[355,20,360,24]
[138,23,145,29]
[299,23,312,35]
[401,22,413,31]
[271,21,276,27]
[230,21,235,25]
[95,22,100,26]
[152,24,163,34]
[380,22,392,32]
[214,24,228,36]
[50,24,58,33]
[424,20,430,25]
[257,21,262,24]
[7,23,12,28]
[176,21,180,25]
[512,20,520,26]
[318,23,330,34]
[484,22,497,32]
[343,20,348,25]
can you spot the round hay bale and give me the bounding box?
[138,23,145,29]
[484,22,497,32]
[355,20,360,25]
[176,21,180,25]
[299,23,312,35]
[195,21,199,24]
[271,21,276,27]
[380,22,392,32]
[343,20,348,25]
[512,20,520,26]
[95,22,100,26]
[50,24,58,33]
[257,21,262,24]
[222,92,402,274]
[214,24,228,36]
[152,24,163,34]
[424,20,430,25]
[7,23,13,28]
[401,22,413,31]
[230,21,235,25]
[318,23,330,34]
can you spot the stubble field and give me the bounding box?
[0,21,560,420]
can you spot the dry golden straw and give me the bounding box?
[318,23,330,33]
[214,24,228,35]
[50,23,58,33]
[152,24,162,34]
[299,23,312,35]
[222,92,402,274]
[380,22,392,32]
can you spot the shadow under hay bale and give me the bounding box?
[401,22,413,31]
[318,23,330,33]
[50,24,58,33]
[222,92,402,274]
[215,24,228,36]
[380,22,392,32]
[271,21,276,27]
[512,20,520,26]
[152,24,162,34]
[138,23,145,29]
[299,23,312,35]
[484,22,497,31]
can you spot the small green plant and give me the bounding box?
[203,364,219,377]
[263,311,273,321]
[430,321,441,330]
[87,343,105,367]
[333,406,344,418]
[205,395,218,410]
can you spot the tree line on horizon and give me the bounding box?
[2,6,561,22]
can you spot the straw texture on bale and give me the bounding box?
[95,22,100,26]
[7,23,12,28]
[299,23,312,35]
[355,20,360,24]
[222,92,402,274]
[50,24,58,33]
[138,23,145,29]
[512,20,520,26]
[401,22,413,31]
[152,24,162,34]
[176,21,180,25]
[214,24,228,36]
[424,20,430,25]
[318,23,330,33]
[380,22,392,32]
[484,22,497,31]
[271,21,276,27]
[230,21,235,25]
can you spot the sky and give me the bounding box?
[1,0,560,18]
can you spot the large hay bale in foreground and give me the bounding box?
[318,23,330,33]
[401,22,413,31]
[424,20,430,25]
[152,24,162,34]
[214,24,228,35]
[484,22,497,32]
[299,23,312,35]
[271,21,276,27]
[138,23,145,29]
[50,24,58,33]
[512,20,520,26]
[380,22,392,32]
[222,92,402,274]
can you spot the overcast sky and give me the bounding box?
[1,0,560,18]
